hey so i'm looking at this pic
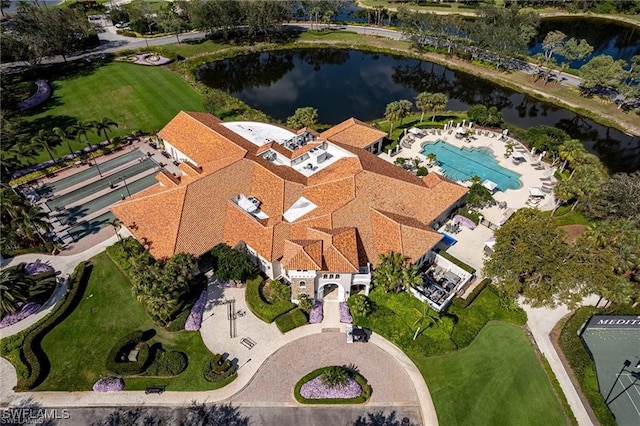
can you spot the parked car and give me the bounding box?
[115,21,130,29]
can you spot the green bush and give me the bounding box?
[245,276,295,323]
[558,307,616,426]
[294,366,371,404]
[204,354,237,383]
[166,309,190,332]
[462,278,491,307]
[416,166,428,176]
[16,261,89,391]
[275,308,308,333]
[106,237,149,278]
[146,349,188,377]
[435,249,476,274]
[105,330,150,376]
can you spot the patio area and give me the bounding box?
[380,125,559,288]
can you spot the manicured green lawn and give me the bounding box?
[417,322,569,426]
[25,61,204,163]
[37,252,218,391]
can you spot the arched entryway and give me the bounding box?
[317,282,346,302]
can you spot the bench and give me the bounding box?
[145,386,165,394]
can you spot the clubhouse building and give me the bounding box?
[111,112,468,304]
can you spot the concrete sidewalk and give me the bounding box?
[522,296,600,426]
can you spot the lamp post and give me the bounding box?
[119,175,131,197]
[85,142,102,177]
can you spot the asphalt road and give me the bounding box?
[1,405,422,426]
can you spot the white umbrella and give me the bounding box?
[482,179,498,192]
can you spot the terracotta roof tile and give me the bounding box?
[320,118,386,149]
[114,112,467,271]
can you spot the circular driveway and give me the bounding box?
[231,332,420,405]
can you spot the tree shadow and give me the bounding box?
[90,406,172,426]
[352,410,418,426]
[2,397,61,426]
[179,402,250,426]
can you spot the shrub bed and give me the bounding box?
[16,261,90,391]
[294,367,371,404]
[462,278,491,307]
[275,308,308,333]
[184,290,208,331]
[245,276,295,323]
[309,302,323,324]
[146,349,188,377]
[105,331,150,376]
[204,354,237,383]
[166,309,190,332]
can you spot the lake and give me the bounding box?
[196,48,639,173]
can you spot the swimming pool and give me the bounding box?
[421,140,522,191]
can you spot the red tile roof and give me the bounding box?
[112,111,468,270]
[320,118,386,149]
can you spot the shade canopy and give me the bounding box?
[408,127,423,136]
[482,179,498,192]
[512,152,526,160]
[529,187,545,197]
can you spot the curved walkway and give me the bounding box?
[0,276,438,426]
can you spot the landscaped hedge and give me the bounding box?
[294,367,372,404]
[558,307,616,426]
[435,249,476,274]
[245,276,295,323]
[275,308,308,333]
[16,261,90,391]
[166,309,190,332]
[204,354,237,383]
[146,349,188,377]
[105,330,150,376]
[462,278,491,307]
[105,237,149,278]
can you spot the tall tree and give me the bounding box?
[539,30,566,81]
[484,209,593,308]
[286,107,318,130]
[415,92,447,123]
[557,37,593,75]
[52,127,75,157]
[94,117,118,144]
[30,129,57,164]
[579,55,626,95]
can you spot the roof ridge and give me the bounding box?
[171,185,191,255]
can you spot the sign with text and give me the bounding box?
[586,315,640,329]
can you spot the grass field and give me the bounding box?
[418,322,569,426]
[24,61,204,163]
[37,252,219,392]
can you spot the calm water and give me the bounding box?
[421,141,522,190]
[196,49,639,173]
[530,17,640,68]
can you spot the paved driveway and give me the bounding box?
[231,332,420,406]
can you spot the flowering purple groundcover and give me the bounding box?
[339,302,353,323]
[309,302,323,324]
[93,377,124,392]
[0,302,41,329]
[24,262,54,276]
[184,290,208,331]
[300,376,361,399]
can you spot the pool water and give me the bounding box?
[421,140,522,191]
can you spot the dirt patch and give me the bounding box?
[559,224,587,244]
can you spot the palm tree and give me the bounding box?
[397,99,412,125]
[426,153,437,166]
[372,251,419,294]
[68,120,96,145]
[429,93,448,121]
[30,129,57,164]
[0,268,33,317]
[15,205,50,245]
[415,92,433,123]
[412,304,440,340]
[95,117,118,144]
[52,127,75,156]
[384,101,401,137]
[107,218,122,240]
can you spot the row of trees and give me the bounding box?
[383,92,449,136]
[1,116,118,185]
[1,2,99,64]
[397,5,639,108]
[0,188,50,254]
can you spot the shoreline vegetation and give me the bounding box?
[356,0,640,26]
[164,31,640,137]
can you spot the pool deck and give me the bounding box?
[379,127,557,284]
